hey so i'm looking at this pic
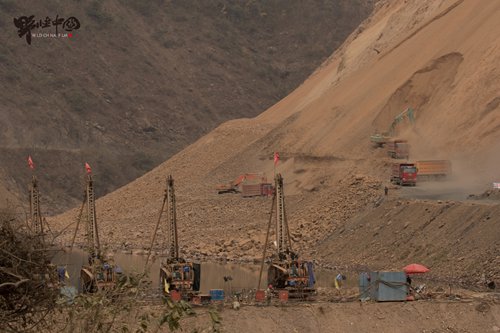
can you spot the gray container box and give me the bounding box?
[359,271,408,302]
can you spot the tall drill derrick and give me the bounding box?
[275,173,292,257]
[72,169,101,263]
[258,173,316,293]
[145,175,180,268]
[29,176,43,238]
[84,174,101,262]
[166,175,179,261]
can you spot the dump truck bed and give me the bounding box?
[416,160,451,177]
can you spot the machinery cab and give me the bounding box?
[400,164,417,185]
[267,251,315,296]
[80,258,120,293]
[160,259,200,296]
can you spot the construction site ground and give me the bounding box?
[60,290,498,333]
[173,296,500,333]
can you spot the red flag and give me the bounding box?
[273,152,280,166]
[27,155,35,169]
[85,162,92,174]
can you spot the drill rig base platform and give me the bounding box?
[267,260,316,299]
[160,259,201,300]
[80,260,118,293]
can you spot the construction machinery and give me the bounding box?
[416,160,452,180]
[257,174,315,298]
[148,175,200,299]
[371,107,415,146]
[391,163,417,186]
[386,139,410,159]
[216,173,268,195]
[71,172,118,293]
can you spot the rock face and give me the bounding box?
[51,0,500,288]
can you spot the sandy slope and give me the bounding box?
[51,0,500,290]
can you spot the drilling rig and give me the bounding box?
[149,175,200,298]
[28,175,55,277]
[258,173,315,298]
[71,170,118,293]
[27,161,68,290]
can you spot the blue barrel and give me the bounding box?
[209,289,224,301]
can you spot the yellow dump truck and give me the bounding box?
[416,160,451,180]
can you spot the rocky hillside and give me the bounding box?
[0,0,373,213]
[51,0,499,288]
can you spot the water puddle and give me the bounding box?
[53,249,336,293]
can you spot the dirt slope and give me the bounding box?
[0,0,373,214]
[52,0,500,288]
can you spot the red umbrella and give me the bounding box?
[403,263,430,274]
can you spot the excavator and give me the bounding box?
[148,175,200,298]
[71,169,118,293]
[370,107,415,146]
[258,174,315,298]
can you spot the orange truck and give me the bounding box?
[415,160,451,180]
[386,139,409,159]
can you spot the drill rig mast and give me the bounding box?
[258,173,315,297]
[26,163,63,288]
[72,169,117,293]
[84,174,100,261]
[29,176,44,240]
[275,174,292,256]
[149,175,200,298]
[166,175,179,261]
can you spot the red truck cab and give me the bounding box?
[391,163,417,186]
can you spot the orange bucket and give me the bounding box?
[255,290,266,302]
[278,290,289,302]
[170,290,182,301]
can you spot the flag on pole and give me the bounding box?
[85,162,92,174]
[273,152,280,166]
[27,155,35,169]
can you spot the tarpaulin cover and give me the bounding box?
[403,263,430,274]
[193,263,201,291]
[307,262,315,288]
